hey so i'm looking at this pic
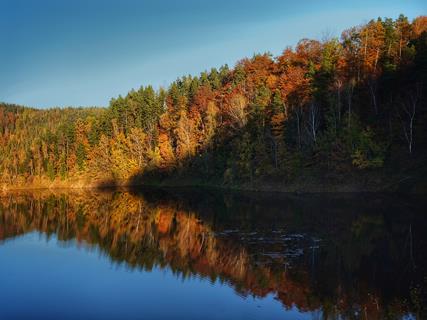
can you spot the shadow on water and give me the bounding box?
[0,189,426,319]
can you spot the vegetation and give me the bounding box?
[1,15,427,191]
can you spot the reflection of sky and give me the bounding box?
[0,0,425,108]
[0,232,314,319]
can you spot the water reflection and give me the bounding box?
[0,189,426,319]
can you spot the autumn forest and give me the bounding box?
[1,15,427,191]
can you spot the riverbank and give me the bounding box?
[2,166,426,194]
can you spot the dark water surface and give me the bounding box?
[0,189,426,319]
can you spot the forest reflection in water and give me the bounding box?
[0,188,426,319]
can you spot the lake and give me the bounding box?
[0,189,425,319]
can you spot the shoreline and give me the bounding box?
[1,175,425,194]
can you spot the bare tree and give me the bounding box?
[335,78,343,125]
[265,129,278,169]
[226,94,247,129]
[346,78,355,128]
[129,128,147,169]
[294,105,303,150]
[368,76,379,116]
[306,102,320,145]
[398,82,422,154]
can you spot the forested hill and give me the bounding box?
[1,15,427,192]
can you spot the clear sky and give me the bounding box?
[0,0,425,108]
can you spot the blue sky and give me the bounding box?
[0,0,425,108]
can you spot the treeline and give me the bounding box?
[1,15,427,188]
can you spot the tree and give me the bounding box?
[76,143,87,171]
[398,83,422,154]
[128,127,148,169]
[306,101,320,145]
[158,132,175,170]
[224,92,248,130]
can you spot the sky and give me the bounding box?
[0,0,425,108]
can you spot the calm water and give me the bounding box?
[0,189,426,320]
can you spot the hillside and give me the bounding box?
[1,15,427,192]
